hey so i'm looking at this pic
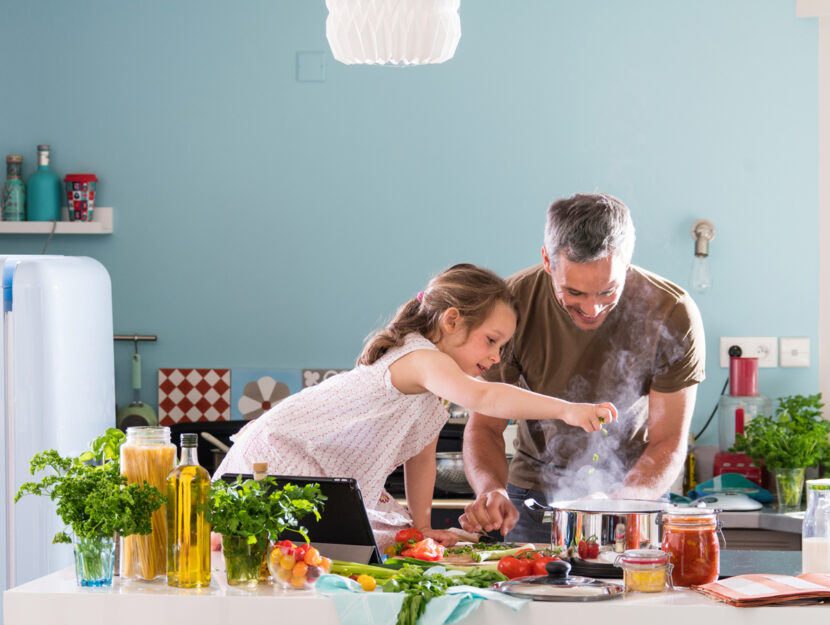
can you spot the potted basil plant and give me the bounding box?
[204,476,326,586]
[15,428,166,587]
[731,393,830,512]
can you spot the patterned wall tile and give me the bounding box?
[302,368,348,388]
[231,369,302,420]
[158,368,231,425]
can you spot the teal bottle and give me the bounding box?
[26,145,60,221]
[2,155,25,221]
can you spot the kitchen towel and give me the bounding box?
[316,573,528,625]
[688,473,774,503]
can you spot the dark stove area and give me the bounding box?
[383,420,468,499]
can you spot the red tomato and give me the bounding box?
[394,528,425,544]
[497,555,533,579]
[400,538,445,561]
[577,536,599,560]
[530,556,561,576]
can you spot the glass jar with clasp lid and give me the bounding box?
[660,508,722,587]
[615,548,673,592]
[802,478,830,574]
[119,426,176,581]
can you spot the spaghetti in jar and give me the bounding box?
[120,426,176,581]
[660,508,720,587]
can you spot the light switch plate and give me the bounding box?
[780,337,810,367]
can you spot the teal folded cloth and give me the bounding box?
[315,572,528,625]
[688,472,774,503]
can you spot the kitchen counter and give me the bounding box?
[5,552,828,625]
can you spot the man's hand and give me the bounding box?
[459,489,519,536]
[419,528,460,547]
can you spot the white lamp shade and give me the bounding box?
[326,0,461,66]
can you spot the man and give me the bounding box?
[460,192,705,542]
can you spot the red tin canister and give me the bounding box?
[64,174,98,222]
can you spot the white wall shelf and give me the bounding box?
[0,206,113,234]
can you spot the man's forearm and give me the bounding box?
[618,440,685,498]
[463,414,510,494]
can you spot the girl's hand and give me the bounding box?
[419,528,460,547]
[564,401,618,432]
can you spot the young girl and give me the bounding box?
[214,264,616,549]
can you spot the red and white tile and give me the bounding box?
[158,368,231,425]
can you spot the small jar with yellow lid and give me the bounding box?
[616,548,673,593]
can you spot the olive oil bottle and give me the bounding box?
[167,433,211,587]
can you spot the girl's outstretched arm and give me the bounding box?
[389,349,617,432]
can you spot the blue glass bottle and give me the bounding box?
[2,155,25,221]
[26,145,60,221]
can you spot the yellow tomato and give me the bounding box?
[291,575,307,588]
[280,554,296,570]
[356,574,376,592]
[304,547,322,566]
[293,561,308,577]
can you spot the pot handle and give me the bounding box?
[523,497,550,524]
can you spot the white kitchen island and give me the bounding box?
[4,553,829,625]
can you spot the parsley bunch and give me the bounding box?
[203,476,326,546]
[382,567,507,625]
[14,429,166,544]
[731,393,830,470]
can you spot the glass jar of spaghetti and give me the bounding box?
[120,426,176,581]
[660,508,720,587]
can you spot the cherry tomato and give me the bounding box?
[304,546,322,566]
[394,528,425,544]
[356,574,377,592]
[578,536,599,560]
[497,555,533,579]
[530,556,561,576]
[294,543,310,561]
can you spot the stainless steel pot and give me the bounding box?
[524,498,675,560]
[435,452,473,494]
[435,451,513,495]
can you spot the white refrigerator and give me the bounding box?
[0,256,115,617]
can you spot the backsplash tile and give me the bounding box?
[302,368,348,388]
[230,369,302,420]
[158,368,231,425]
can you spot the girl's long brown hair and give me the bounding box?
[358,263,516,366]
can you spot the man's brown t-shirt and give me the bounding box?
[482,263,705,498]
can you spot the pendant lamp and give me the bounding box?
[326,0,461,66]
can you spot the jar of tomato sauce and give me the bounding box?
[660,508,720,587]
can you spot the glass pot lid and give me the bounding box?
[493,575,624,602]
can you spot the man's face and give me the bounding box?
[542,248,628,330]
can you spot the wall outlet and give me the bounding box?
[719,337,778,368]
[780,337,810,367]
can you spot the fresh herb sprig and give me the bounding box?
[382,567,507,625]
[731,393,830,470]
[203,476,326,545]
[14,429,165,544]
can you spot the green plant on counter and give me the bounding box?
[731,393,830,470]
[14,428,166,544]
[203,476,326,545]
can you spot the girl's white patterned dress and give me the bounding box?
[214,333,450,548]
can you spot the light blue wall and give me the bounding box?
[0,0,818,446]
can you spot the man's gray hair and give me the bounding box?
[544,193,636,267]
